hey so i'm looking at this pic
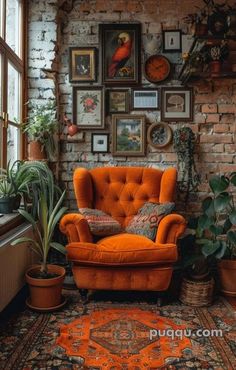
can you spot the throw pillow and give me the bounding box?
[126,202,175,241]
[79,208,122,236]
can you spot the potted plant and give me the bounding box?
[195,173,236,296]
[21,101,58,161]
[12,188,67,310]
[207,42,229,76]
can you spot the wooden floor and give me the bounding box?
[226,296,236,309]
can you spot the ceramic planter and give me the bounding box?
[28,141,46,161]
[209,61,221,77]
[25,264,66,310]
[217,259,236,297]
[0,195,21,214]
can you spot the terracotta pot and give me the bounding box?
[209,61,221,77]
[217,259,236,297]
[28,141,46,161]
[25,264,66,309]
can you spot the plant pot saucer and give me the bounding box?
[26,296,67,312]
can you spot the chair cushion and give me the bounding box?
[126,202,175,241]
[66,234,177,266]
[79,208,122,236]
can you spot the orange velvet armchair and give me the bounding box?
[60,167,186,300]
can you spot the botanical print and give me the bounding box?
[80,93,99,113]
[106,30,135,79]
[74,54,91,77]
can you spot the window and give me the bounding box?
[0,0,26,169]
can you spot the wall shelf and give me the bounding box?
[178,35,236,84]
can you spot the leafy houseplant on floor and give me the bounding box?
[12,186,67,310]
[21,101,58,161]
[195,173,236,296]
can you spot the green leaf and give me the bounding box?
[229,210,236,225]
[50,242,66,255]
[215,241,227,259]
[209,175,229,194]
[202,197,213,212]
[230,174,236,186]
[18,209,37,228]
[198,214,214,231]
[202,240,221,257]
[223,218,232,233]
[209,224,223,236]
[214,192,231,212]
[11,237,36,246]
[227,230,236,245]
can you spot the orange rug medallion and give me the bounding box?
[57,308,191,369]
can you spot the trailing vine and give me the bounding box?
[173,127,200,204]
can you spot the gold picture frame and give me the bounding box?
[69,47,97,83]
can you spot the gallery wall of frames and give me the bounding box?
[68,23,193,157]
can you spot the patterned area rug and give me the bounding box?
[0,290,235,370]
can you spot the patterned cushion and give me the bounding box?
[79,208,122,236]
[126,202,175,241]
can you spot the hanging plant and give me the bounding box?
[173,127,200,203]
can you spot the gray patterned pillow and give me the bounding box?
[126,202,175,241]
[79,208,122,236]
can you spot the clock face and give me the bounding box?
[144,55,171,83]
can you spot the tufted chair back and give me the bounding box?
[73,167,177,227]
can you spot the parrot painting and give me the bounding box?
[108,32,133,78]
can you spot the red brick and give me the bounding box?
[127,1,142,12]
[219,164,236,172]
[200,153,233,163]
[162,153,177,161]
[194,113,206,124]
[213,144,224,152]
[200,134,232,143]
[214,124,229,133]
[95,0,110,12]
[79,1,92,12]
[218,104,236,114]
[112,0,126,11]
[220,114,235,124]
[225,144,236,153]
[206,114,220,123]
[201,104,217,113]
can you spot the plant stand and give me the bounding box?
[179,276,214,307]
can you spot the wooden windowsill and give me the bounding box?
[0,213,24,237]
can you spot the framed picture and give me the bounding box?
[161,87,193,121]
[147,123,172,149]
[132,88,160,110]
[73,86,104,129]
[91,133,109,153]
[162,30,182,53]
[112,114,145,156]
[107,89,129,113]
[69,47,97,82]
[100,23,141,85]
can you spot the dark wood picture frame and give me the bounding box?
[161,87,193,122]
[91,133,109,153]
[112,114,145,156]
[162,30,182,53]
[100,23,141,86]
[73,86,105,129]
[107,89,130,113]
[132,88,160,110]
[69,47,97,82]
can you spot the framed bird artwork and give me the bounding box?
[99,23,141,86]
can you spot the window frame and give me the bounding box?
[0,0,27,169]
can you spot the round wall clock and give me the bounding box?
[144,55,171,83]
[147,122,172,149]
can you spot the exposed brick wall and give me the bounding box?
[28,0,236,216]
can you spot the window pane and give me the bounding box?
[6,0,21,57]
[7,124,20,163]
[8,62,21,122]
[0,0,4,39]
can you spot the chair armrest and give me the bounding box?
[59,213,93,243]
[156,213,187,244]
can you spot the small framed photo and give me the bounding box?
[162,30,182,53]
[112,114,145,156]
[161,87,193,122]
[69,47,97,82]
[73,86,104,129]
[132,88,159,110]
[107,89,129,113]
[91,133,109,153]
